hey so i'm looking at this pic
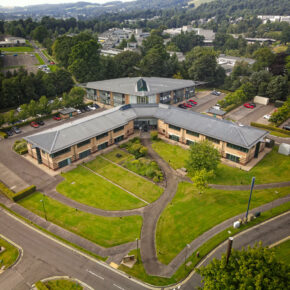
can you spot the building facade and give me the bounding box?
[25,104,268,170]
[82,77,196,107]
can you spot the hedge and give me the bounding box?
[0,131,7,139]
[0,181,36,201]
[251,122,290,136]
[223,103,240,112]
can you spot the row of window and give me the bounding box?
[186,130,199,137]
[169,124,181,131]
[50,147,71,158]
[227,143,249,153]
[113,126,124,133]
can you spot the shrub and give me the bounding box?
[153,176,159,183]
[13,139,28,155]
[0,181,36,201]
[35,281,48,290]
[251,122,290,136]
[150,131,159,140]
[0,131,7,139]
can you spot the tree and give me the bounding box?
[142,29,164,54]
[32,25,48,43]
[253,47,275,71]
[4,110,16,124]
[197,243,289,290]
[38,95,51,115]
[117,39,127,50]
[266,75,288,101]
[269,98,290,125]
[113,51,141,78]
[68,87,85,107]
[192,169,214,194]
[27,99,39,117]
[281,25,290,44]
[129,34,137,43]
[186,140,220,175]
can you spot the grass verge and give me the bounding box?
[44,279,82,290]
[86,156,163,203]
[18,192,142,247]
[1,46,34,52]
[0,202,107,261]
[273,239,290,265]
[35,53,45,65]
[0,236,19,269]
[119,202,289,286]
[156,183,290,264]
[57,165,145,210]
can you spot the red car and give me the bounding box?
[189,99,198,105]
[244,103,255,109]
[50,61,55,65]
[53,115,61,121]
[184,103,192,108]
[30,121,39,128]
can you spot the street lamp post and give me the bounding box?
[185,244,190,270]
[40,199,47,221]
[136,238,139,263]
[245,177,255,221]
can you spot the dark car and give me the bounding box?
[12,126,21,134]
[93,103,100,109]
[6,130,13,137]
[178,104,186,109]
[282,124,290,131]
[84,106,91,112]
[80,108,86,113]
[37,120,45,126]
[211,90,221,96]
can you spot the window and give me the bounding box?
[113,126,124,133]
[137,96,148,104]
[99,90,111,105]
[160,92,171,104]
[114,135,124,143]
[169,134,179,142]
[98,142,108,150]
[226,153,240,163]
[58,159,69,168]
[186,139,194,145]
[186,130,199,137]
[206,136,220,144]
[77,139,91,148]
[113,93,125,106]
[227,143,249,153]
[137,78,148,92]
[79,149,91,159]
[50,147,71,158]
[169,124,181,131]
[96,132,108,140]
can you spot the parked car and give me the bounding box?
[211,90,221,96]
[12,126,21,134]
[37,120,45,126]
[88,105,96,110]
[6,130,13,137]
[80,108,86,113]
[50,61,55,65]
[188,99,198,105]
[244,103,255,109]
[53,115,61,121]
[178,104,186,109]
[13,54,18,57]
[30,121,39,128]
[184,103,193,108]
[263,114,271,120]
[282,124,290,131]
[93,103,100,109]
[76,109,82,114]
[84,106,91,112]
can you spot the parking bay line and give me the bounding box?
[113,284,125,290]
[86,269,104,280]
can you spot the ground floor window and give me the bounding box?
[79,149,91,159]
[186,139,194,146]
[58,158,70,168]
[169,134,179,142]
[226,153,240,163]
[114,135,124,143]
[98,142,108,151]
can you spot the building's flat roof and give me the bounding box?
[83,77,195,97]
[25,104,268,154]
[60,107,77,115]
[207,108,227,116]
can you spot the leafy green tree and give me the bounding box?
[129,34,137,43]
[38,95,51,115]
[113,51,142,77]
[169,31,204,53]
[266,75,288,101]
[4,110,16,124]
[117,39,127,50]
[253,47,275,71]
[281,25,290,44]
[142,29,164,54]
[52,36,74,67]
[192,169,214,194]
[197,243,289,290]
[18,104,29,120]
[32,25,48,43]
[186,140,220,175]
[269,98,290,125]
[27,100,39,117]
[0,113,5,127]
[68,87,85,108]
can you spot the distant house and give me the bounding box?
[59,108,77,119]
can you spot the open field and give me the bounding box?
[274,239,290,265]
[152,141,290,185]
[19,192,142,247]
[57,166,146,210]
[0,236,19,269]
[86,156,163,203]
[1,46,34,52]
[156,183,290,264]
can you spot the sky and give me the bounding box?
[0,0,133,7]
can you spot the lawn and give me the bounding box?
[156,182,290,264]
[35,53,45,65]
[152,140,290,185]
[86,156,163,203]
[152,140,189,169]
[1,46,34,52]
[19,192,142,247]
[57,166,146,210]
[44,279,82,290]
[103,148,134,164]
[274,239,290,265]
[0,236,19,269]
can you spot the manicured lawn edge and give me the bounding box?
[119,203,290,286]
[0,202,107,261]
[0,235,21,270]
[35,53,45,65]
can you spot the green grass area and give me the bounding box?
[269,130,290,138]
[0,236,19,269]
[86,156,163,203]
[1,46,34,52]
[35,53,45,65]
[48,65,58,72]
[152,140,189,169]
[57,166,145,210]
[120,203,290,285]
[152,140,290,185]
[103,148,134,164]
[44,279,83,290]
[42,49,51,60]
[156,183,290,264]
[19,192,142,247]
[274,239,290,265]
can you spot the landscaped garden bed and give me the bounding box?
[0,236,19,270]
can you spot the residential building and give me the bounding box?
[258,15,290,24]
[0,36,26,47]
[82,77,196,107]
[25,104,268,170]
